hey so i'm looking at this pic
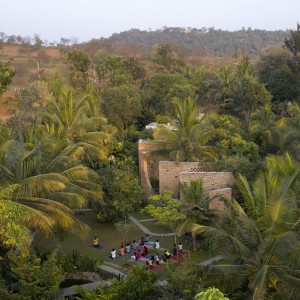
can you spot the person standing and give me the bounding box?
[110,248,116,259]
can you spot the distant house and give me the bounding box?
[145,122,175,130]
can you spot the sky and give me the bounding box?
[1,0,299,43]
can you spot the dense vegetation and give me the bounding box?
[0,24,300,299]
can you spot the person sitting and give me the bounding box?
[136,249,142,260]
[142,245,148,256]
[178,242,183,253]
[93,236,100,247]
[148,258,154,269]
[110,248,116,260]
[129,253,136,263]
[164,250,171,260]
[119,245,125,256]
[155,253,160,265]
[173,244,177,257]
[145,234,150,242]
[125,243,131,253]
[140,237,144,246]
[154,239,160,249]
[131,240,137,251]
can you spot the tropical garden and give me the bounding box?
[0,24,300,299]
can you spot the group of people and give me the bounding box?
[105,234,184,263]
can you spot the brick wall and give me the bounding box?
[208,188,232,211]
[159,161,212,197]
[180,172,235,198]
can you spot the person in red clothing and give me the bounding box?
[136,249,142,260]
[142,245,148,256]
[119,245,125,256]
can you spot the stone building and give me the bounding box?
[138,139,236,211]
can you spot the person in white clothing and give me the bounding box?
[178,242,183,252]
[110,248,117,259]
[155,239,160,249]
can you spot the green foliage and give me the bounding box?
[284,23,300,57]
[93,51,130,87]
[0,61,15,95]
[195,287,229,300]
[165,259,203,299]
[214,156,261,182]
[143,192,186,227]
[210,114,259,160]
[8,250,65,300]
[76,265,158,300]
[153,97,217,162]
[257,48,299,102]
[249,103,280,154]
[0,185,30,248]
[141,72,195,122]
[66,49,91,91]
[109,27,289,57]
[192,154,300,299]
[97,167,142,222]
[151,43,183,71]
[102,84,142,130]
[225,58,272,122]
[109,265,158,299]
[58,251,100,273]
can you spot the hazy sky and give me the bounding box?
[1,0,299,42]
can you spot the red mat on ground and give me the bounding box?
[169,250,191,261]
[137,257,150,262]
[147,264,165,272]
[138,244,153,249]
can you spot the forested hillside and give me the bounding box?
[105,27,289,57]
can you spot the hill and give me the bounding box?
[104,27,289,57]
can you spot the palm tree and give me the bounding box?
[153,97,217,162]
[224,58,272,123]
[0,124,101,236]
[42,90,115,168]
[177,180,210,250]
[189,156,300,299]
[249,103,280,153]
[278,102,300,160]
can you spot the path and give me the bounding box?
[198,255,224,266]
[55,280,111,298]
[129,216,176,237]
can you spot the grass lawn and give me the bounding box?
[32,211,188,262]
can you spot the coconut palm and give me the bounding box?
[0,124,101,236]
[177,180,210,250]
[42,90,115,168]
[249,103,280,153]
[278,102,300,160]
[189,156,300,299]
[153,97,217,162]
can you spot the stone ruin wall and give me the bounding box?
[159,161,212,197]
[138,140,167,194]
[208,188,232,211]
[139,141,236,210]
[179,171,236,198]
